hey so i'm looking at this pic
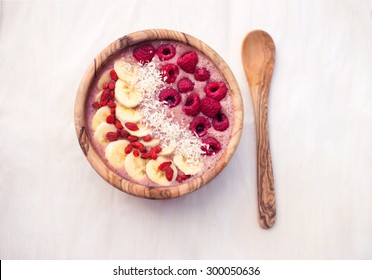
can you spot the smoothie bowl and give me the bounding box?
[74,29,243,199]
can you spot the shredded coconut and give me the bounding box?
[120,60,204,165]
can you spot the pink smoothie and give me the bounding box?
[86,40,234,187]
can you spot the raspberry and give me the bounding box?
[159,88,181,108]
[201,137,221,156]
[200,97,221,118]
[189,116,211,137]
[133,43,155,64]
[194,67,210,81]
[157,44,176,61]
[160,64,179,84]
[177,51,198,73]
[177,78,194,93]
[182,93,200,116]
[212,112,229,131]
[204,82,227,101]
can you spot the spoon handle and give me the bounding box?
[252,85,276,229]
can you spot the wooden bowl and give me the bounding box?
[74,29,243,199]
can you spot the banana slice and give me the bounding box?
[126,123,152,138]
[159,144,176,156]
[91,106,111,131]
[95,90,103,102]
[105,140,130,169]
[124,152,148,182]
[173,154,203,175]
[97,70,111,89]
[115,79,144,108]
[116,103,143,123]
[140,138,160,148]
[114,60,137,84]
[94,123,116,145]
[146,157,177,186]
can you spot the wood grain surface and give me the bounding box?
[74,29,243,199]
[242,30,276,228]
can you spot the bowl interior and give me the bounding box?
[74,29,243,199]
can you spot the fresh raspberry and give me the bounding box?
[177,51,198,73]
[201,137,221,156]
[157,44,176,61]
[177,78,194,93]
[200,97,221,118]
[133,43,155,64]
[160,64,179,84]
[212,112,229,131]
[194,67,210,81]
[182,93,200,116]
[159,88,181,108]
[204,82,227,101]
[189,116,211,137]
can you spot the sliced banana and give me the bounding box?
[126,123,152,138]
[91,106,111,131]
[159,144,176,156]
[116,103,143,123]
[173,154,203,175]
[95,90,103,102]
[115,79,144,108]
[146,157,177,186]
[93,123,116,145]
[140,138,160,148]
[105,140,130,169]
[124,152,148,182]
[97,70,111,89]
[114,60,137,84]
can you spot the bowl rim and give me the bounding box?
[74,29,243,199]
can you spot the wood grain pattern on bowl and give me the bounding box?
[74,29,243,199]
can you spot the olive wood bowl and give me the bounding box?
[74,29,243,199]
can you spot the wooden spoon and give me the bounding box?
[242,30,276,228]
